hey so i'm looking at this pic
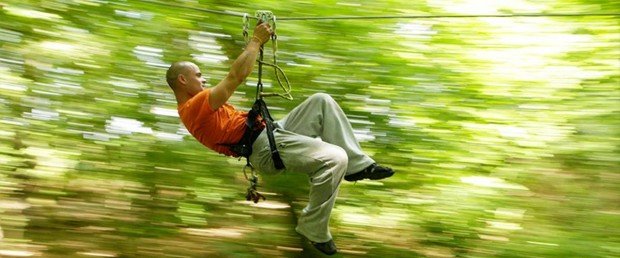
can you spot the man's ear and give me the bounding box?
[178,74,187,85]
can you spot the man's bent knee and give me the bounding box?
[327,146,348,178]
[309,92,334,103]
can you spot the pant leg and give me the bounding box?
[249,129,347,242]
[276,93,375,175]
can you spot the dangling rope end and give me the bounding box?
[243,163,266,203]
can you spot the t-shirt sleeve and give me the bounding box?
[177,89,245,157]
[179,89,214,127]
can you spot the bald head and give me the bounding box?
[166,61,196,89]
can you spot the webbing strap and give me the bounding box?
[254,99,285,169]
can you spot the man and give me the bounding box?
[166,23,394,255]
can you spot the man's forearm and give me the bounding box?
[226,40,261,90]
[208,25,270,110]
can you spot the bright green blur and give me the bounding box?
[0,0,618,257]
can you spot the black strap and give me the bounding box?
[253,45,284,169]
[254,99,285,169]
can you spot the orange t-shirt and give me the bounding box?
[178,89,248,157]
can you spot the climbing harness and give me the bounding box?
[235,11,292,203]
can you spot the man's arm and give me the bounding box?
[209,23,272,110]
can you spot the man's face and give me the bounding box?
[182,63,206,96]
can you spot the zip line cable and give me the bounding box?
[141,0,257,19]
[278,13,620,20]
[141,1,618,99]
[141,1,620,20]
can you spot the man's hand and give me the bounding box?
[251,23,272,45]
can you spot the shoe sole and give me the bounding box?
[344,170,394,182]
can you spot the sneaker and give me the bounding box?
[344,163,394,182]
[311,239,338,255]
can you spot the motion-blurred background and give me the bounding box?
[0,0,618,257]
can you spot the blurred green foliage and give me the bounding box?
[0,0,619,257]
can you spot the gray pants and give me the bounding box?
[249,93,375,242]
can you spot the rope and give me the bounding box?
[256,47,264,99]
[243,162,265,203]
[257,60,293,100]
